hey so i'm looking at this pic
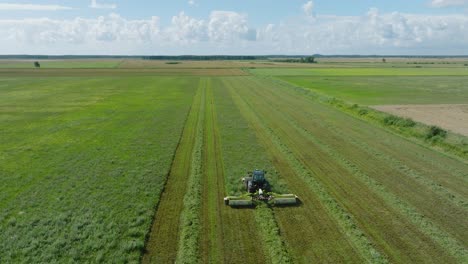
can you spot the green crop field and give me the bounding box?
[0,60,121,69]
[278,76,468,105]
[249,67,468,76]
[0,60,467,263]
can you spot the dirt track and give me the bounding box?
[372,104,468,136]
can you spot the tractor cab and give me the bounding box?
[246,170,270,193]
[252,170,266,184]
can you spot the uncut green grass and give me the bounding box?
[0,76,197,262]
[279,76,468,105]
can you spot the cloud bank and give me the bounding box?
[1,9,467,55]
[430,0,468,7]
[0,3,72,11]
[90,0,116,9]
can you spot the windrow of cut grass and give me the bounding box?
[175,79,207,263]
[258,77,468,203]
[231,76,463,263]
[199,82,267,263]
[142,79,204,263]
[212,78,292,264]
[267,76,468,160]
[252,80,467,261]
[257,76,468,260]
[0,76,197,263]
[226,78,383,263]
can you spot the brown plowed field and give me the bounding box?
[373,104,468,136]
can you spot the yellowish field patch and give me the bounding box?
[372,104,468,136]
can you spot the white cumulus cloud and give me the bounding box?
[302,1,314,16]
[0,9,467,55]
[430,0,468,7]
[0,3,72,11]
[90,0,116,9]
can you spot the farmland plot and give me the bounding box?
[225,76,467,263]
[0,76,197,262]
[1,66,466,264]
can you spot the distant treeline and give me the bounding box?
[1,55,467,60]
[142,55,261,60]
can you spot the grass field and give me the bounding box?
[0,60,467,263]
[0,60,122,69]
[250,67,468,76]
[278,76,468,105]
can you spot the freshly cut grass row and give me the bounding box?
[199,81,225,262]
[175,79,207,263]
[235,77,457,263]
[250,76,467,199]
[268,76,468,160]
[226,79,378,263]
[199,81,267,263]
[254,77,468,248]
[316,121,468,248]
[212,79,292,264]
[142,80,203,263]
[283,113,467,263]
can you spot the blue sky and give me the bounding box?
[0,0,468,55]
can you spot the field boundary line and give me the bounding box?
[228,82,388,264]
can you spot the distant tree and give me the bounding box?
[304,56,316,63]
[34,61,41,68]
[382,58,386,63]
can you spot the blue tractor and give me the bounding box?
[244,169,271,193]
[224,169,299,207]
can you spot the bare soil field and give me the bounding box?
[373,104,468,136]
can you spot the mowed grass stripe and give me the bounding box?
[287,116,468,262]
[142,80,203,263]
[236,77,456,263]
[256,77,468,246]
[269,76,468,189]
[200,80,267,263]
[213,79,292,264]
[254,80,466,261]
[226,78,379,263]
[176,79,207,263]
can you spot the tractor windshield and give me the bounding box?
[252,170,265,182]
